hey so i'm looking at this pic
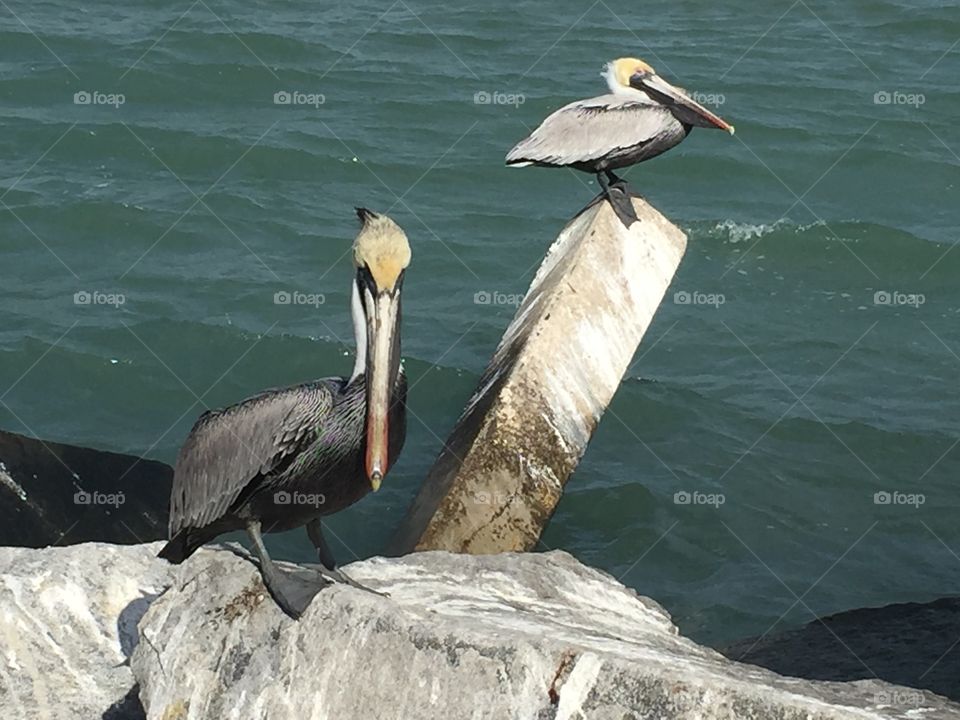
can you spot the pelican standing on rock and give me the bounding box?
[506,57,735,226]
[159,208,410,617]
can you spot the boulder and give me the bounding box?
[3,541,957,719]
[0,429,171,547]
[0,542,173,720]
[131,546,960,719]
[723,597,960,702]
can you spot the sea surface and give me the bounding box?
[2,0,959,648]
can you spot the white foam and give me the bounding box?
[710,218,825,244]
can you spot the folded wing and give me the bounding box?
[506,95,676,168]
[168,381,337,534]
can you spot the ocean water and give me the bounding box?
[1,0,958,648]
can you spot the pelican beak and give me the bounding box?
[361,270,403,491]
[630,72,735,135]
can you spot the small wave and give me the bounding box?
[708,219,826,244]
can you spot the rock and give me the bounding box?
[0,429,171,547]
[394,198,687,554]
[0,541,173,720]
[3,541,956,719]
[723,597,960,703]
[132,545,960,719]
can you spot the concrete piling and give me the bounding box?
[394,197,687,554]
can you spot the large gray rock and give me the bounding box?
[132,546,960,720]
[0,541,173,720]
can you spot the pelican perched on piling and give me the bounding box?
[159,208,410,617]
[506,57,735,226]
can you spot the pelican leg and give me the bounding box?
[305,517,338,570]
[246,520,302,619]
[598,170,639,228]
[306,519,388,597]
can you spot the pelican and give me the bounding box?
[159,207,410,617]
[506,57,735,226]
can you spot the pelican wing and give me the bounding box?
[506,95,675,167]
[168,380,339,534]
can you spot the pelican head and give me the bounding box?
[604,56,735,135]
[352,207,410,490]
[354,208,411,293]
[604,57,656,92]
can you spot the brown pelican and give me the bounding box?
[506,57,734,226]
[159,208,410,617]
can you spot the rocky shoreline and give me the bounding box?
[2,542,958,719]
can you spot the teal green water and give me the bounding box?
[2,1,959,647]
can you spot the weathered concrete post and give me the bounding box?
[393,197,686,554]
